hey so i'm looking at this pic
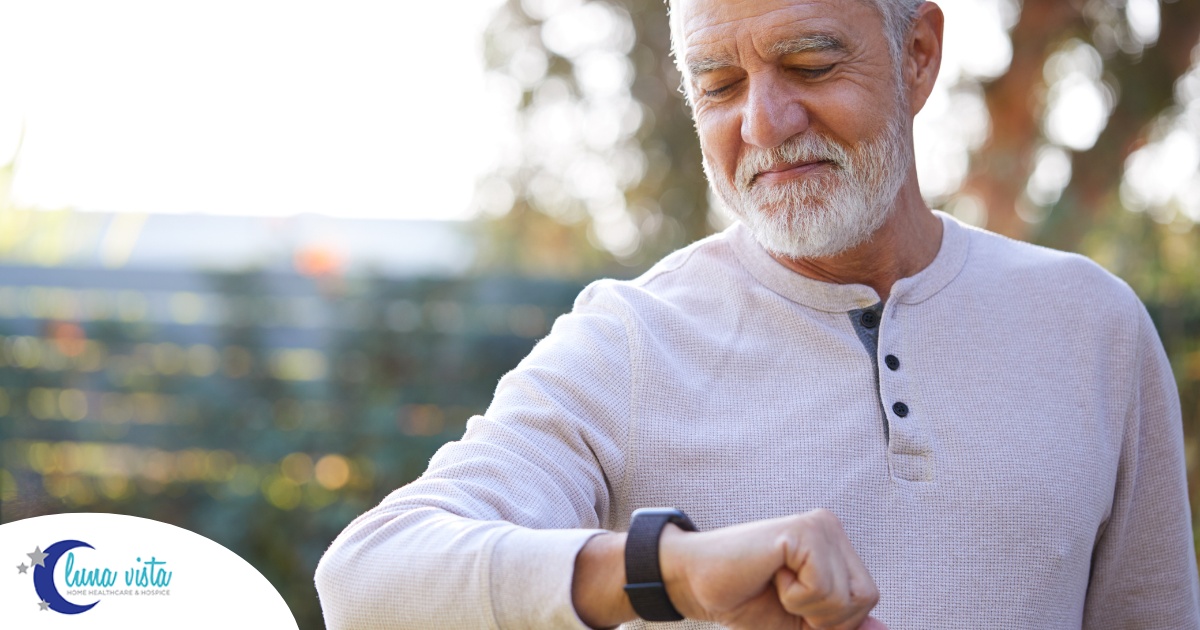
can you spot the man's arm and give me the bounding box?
[1081,304,1200,627]
[315,298,631,630]
[574,513,885,630]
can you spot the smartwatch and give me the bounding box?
[623,507,697,622]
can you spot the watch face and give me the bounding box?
[630,507,696,532]
[631,507,683,519]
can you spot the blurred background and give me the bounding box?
[0,0,1197,626]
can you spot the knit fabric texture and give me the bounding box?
[315,212,1200,629]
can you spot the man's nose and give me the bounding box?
[740,77,810,149]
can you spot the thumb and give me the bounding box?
[772,567,805,605]
[858,617,889,630]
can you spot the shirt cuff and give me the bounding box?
[490,527,607,630]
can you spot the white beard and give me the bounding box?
[704,114,912,259]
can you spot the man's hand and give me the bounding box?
[659,509,880,630]
[572,509,883,630]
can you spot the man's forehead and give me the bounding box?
[673,0,877,22]
[672,0,880,52]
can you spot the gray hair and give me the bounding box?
[668,0,926,78]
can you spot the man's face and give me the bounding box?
[677,0,913,258]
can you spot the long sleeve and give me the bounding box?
[1082,304,1200,628]
[314,290,631,630]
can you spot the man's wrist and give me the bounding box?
[573,524,704,628]
[658,523,702,620]
[572,532,636,629]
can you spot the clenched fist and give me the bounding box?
[660,509,881,630]
[572,509,885,630]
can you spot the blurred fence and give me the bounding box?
[0,265,584,626]
[0,265,1197,627]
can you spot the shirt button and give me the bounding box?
[860,310,879,329]
[884,355,900,371]
[892,402,909,417]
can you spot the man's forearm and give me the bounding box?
[572,532,637,628]
[318,502,604,629]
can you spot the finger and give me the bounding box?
[816,529,876,630]
[776,563,824,614]
[822,603,873,630]
[812,616,888,630]
[818,520,854,612]
[802,518,873,630]
[845,555,878,609]
[819,540,852,619]
[838,529,879,617]
[780,542,835,613]
[774,566,799,602]
[781,533,854,626]
[777,532,827,612]
[797,615,887,630]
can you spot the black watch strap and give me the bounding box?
[623,507,697,622]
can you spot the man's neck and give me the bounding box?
[768,184,943,304]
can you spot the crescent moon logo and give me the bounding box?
[32,540,100,615]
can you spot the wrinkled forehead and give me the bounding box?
[668,0,884,72]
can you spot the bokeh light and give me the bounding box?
[1,2,1199,628]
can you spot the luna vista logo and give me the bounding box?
[15,539,173,614]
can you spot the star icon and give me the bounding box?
[17,563,28,574]
[37,600,49,611]
[27,547,48,568]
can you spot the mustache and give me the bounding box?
[736,133,851,189]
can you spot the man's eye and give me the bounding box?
[703,84,734,98]
[795,65,834,79]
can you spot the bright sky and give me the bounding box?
[1,0,1153,224]
[0,0,506,220]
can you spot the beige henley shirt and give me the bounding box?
[315,212,1200,629]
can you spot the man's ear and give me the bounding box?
[905,2,945,116]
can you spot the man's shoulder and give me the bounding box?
[572,226,747,316]
[957,218,1143,318]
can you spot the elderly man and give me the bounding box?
[315,0,1200,628]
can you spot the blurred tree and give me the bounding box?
[960,0,1200,249]
[474,0,711,275]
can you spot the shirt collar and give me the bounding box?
[728,210,970,313]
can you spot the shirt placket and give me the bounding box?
[850,301,935,482]
[877,302,934,482]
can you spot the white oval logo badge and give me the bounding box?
[0,512,298,628]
